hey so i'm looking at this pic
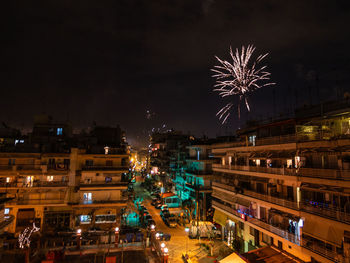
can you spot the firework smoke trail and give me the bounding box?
[212,45,275,124]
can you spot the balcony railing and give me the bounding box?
[0,181,68,188]
[300,202,350,225]
[82,165,129,171]
[79,198,128,205]
[184,183,211,191]
[185,169,212,175]
[301,237,342,262]
[213,181,350,225]
[0,164,40,171]
[8,199,66,205]
[212,181,299,211]
[0,215,14,230]
[212,164,297,177]
[212,200,300,245]
[212,164,350,180]
[80,182,128,187]
[255,134,297,146]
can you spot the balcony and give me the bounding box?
[301,237,342,262]
[213,181,350,225]
[0,215,14,230]
[212,164,350,181]
[0,164,40,171]
[0,181,68,188]
[185,169,212,176]
[255,134,297,146]
[212,200,300,245]
[184,183,212,192]
[80,182,128,188]
[212,164,297,177]
[8,199,66,205]
[212,181,299,211]
[77,198,128,205]
[82,165,129,171]
[300,202,350,225]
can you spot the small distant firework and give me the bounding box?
[212,45,275,124]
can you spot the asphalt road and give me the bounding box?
[133,179,202,263]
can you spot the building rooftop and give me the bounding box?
[242,246,304,263]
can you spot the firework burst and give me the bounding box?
[212,45,275,124]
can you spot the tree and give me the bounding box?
[182,198,195,222]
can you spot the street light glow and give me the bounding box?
[164,247,168,253]
[185,227,189,232]
[161,242,165,248]
[115,227,119,232]
[77,229,82,235]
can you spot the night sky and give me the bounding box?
[3,1,350,147]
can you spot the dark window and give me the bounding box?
[250,226,255,235]
[85,160,93,166]
[106,160,113,166]
[278,240,283,250]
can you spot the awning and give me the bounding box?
[303,219,344,247]
[213,209,227,226]
[219,252,247,263]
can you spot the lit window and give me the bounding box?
[249,135,256,146]
[80,215,92,224]
[4,208,9,215]
[57,128,63,136]
[95,214,116,223]
[83,193,92,203]
[6,177,11,183]
[26,176,34,187]
[104,146,109,155]
[47,176,53,182]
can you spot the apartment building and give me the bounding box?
[0,148,129,234]
[0,116,130,236]
[173,143,213,220]
[212,102,350,263]
[150,130,193,191]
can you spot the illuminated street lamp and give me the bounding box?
[155,233,160,239]
[115,227,119,247]
[163,247,169,263]
[185,227,189,257]
[150,224,155,231]
[76,229,82,250]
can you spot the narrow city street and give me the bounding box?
[133,178,229,263]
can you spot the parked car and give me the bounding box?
[166,215,177,228]
[161,205,169,211]
[160,209,170,219]
[151,198,158,206]
[155,231,171,241]
[155,200,163,209]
